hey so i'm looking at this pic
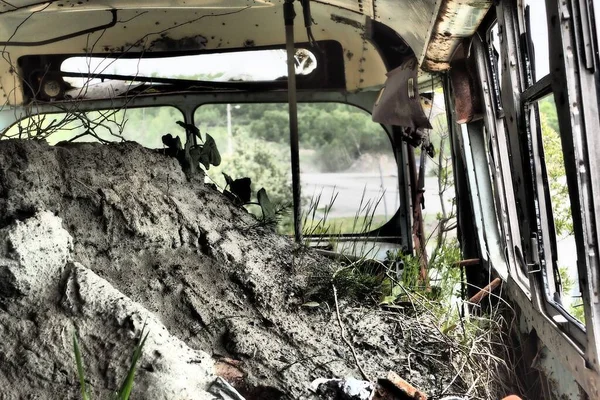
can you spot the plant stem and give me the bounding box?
[332,285,370,381]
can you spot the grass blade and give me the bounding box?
[115,327,149,400]
[73,332,90,400]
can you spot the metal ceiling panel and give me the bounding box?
[0,0,491,105]
[316,0,442,63]
[315,0,374,17]
[370,0,442,64]
[0,0,276,12]
[0,0,488,69]
[0,2,389,104]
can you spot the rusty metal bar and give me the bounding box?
[468,277,502,305]
[453,258,480,267]
[382,371,427,400]
[407,146,429,284]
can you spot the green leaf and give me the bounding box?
[73,332,91,400]
[176,121,201,140]
[222,172,233,188]
[115,327,149,400]
[229,177,252,203]
[442,323,457,335]
[196,134,221,170]
[379,295,397,305]
[381,277,393,295]
[257,188,275,220]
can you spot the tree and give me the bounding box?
[428,114,457,267]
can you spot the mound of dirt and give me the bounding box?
[0,140,457,399]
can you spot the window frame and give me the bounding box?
[492,0,600,355]
[481,1,600,395]
[2,104,186,148]
[192,100,408,245]
[518,1,587,343]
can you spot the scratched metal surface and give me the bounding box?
[0,0,440,64]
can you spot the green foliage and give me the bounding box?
[383,239,461,305]
[299,215,389,236]
[570,299,586,324]
[197,103,390,173]
[223,173,252,204]
[257,188,275,221]
[539,108,573,236]
[207,132,292,208]
[116,329,149,400]
[559,266,586,324]
[385,249,422,290]
[194,133,221,170]
[558,266,574,295]
[306,260,384,304]
[4,106,186,148]
[73,326,149,400]
[539,96,583,323]
[73,333,90,400]
[330,264,383,301]
[430,239,462,300]
[301,191,391,303]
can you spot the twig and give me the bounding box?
[332,284,370,382]
[73,179,101,198]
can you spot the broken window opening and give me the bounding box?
[517,0,586,335]
[60,48,318,90]
[531,93,583,325]
[3,106,185,148]
[193,102,400,252]
[521,1,550,83]
[488,21,504,115]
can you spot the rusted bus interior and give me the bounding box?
[0,0,598,398]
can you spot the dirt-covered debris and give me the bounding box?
[0,140,459,399]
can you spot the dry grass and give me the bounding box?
[389,280,524,399]
[298,185,521,399]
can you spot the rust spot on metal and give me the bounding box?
[330,14,364,30]
[346,50,354,60]
[422,0,492,72]
[243,39,256,48]
[148,34,208,51]
[421,58,450,72]
[378,371,428,400]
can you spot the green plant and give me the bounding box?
[540,98,583,324]
[175,121,222,172]
[222,173,252,204]
[73,332,90,400]
[558,266,586,324]
[73,326,149,400]
[301,190,392,304]
[570,299,586,323]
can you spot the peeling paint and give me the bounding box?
[422,0,492,72]
[147,34,208,52]
[330,14,364,30]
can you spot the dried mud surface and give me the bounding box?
[0,140,457,399]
